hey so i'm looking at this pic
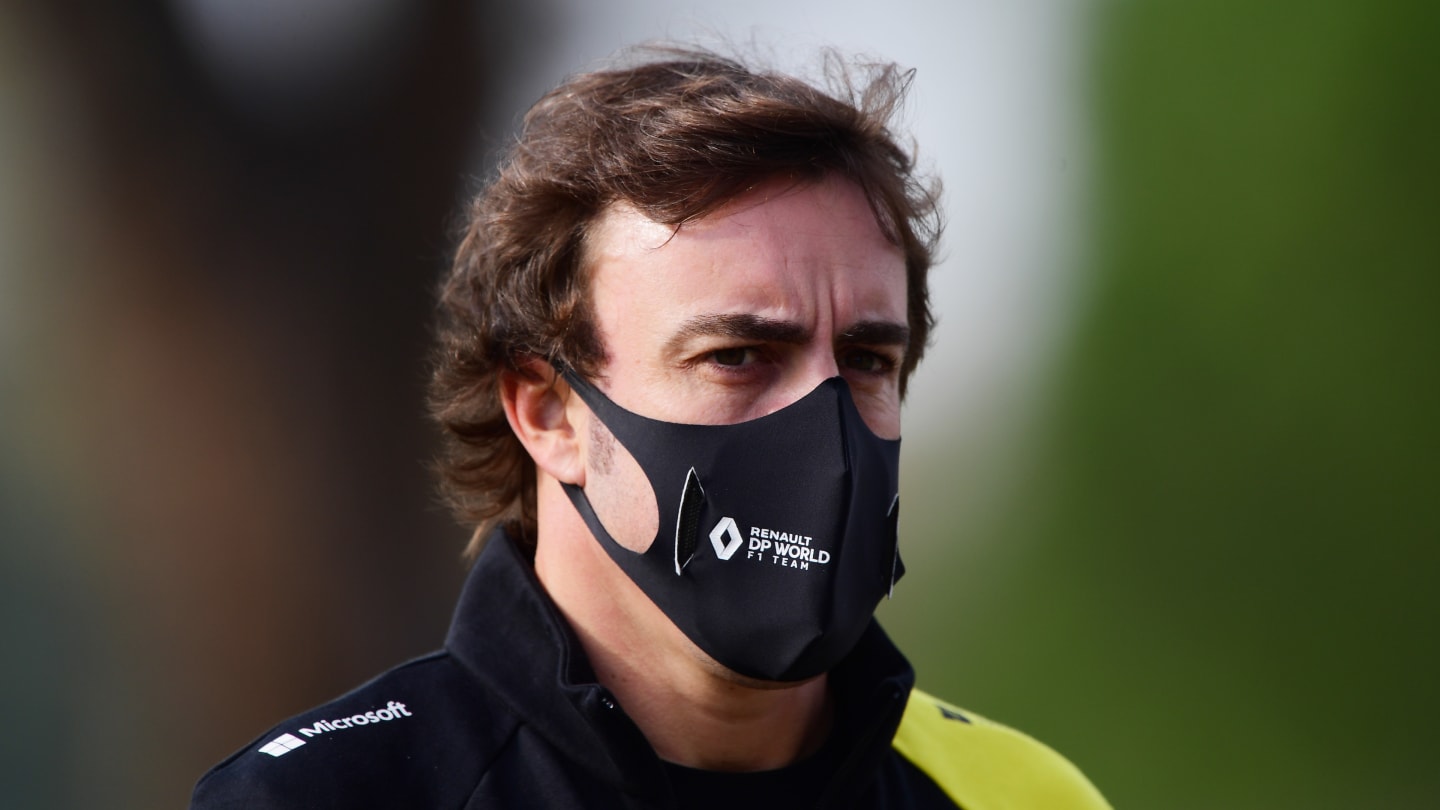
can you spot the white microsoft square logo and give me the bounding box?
[258,733,307,757]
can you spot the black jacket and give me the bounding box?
[190,531,1107,809]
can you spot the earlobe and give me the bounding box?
[500,360,586,486]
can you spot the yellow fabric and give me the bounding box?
[891,689,1112,810]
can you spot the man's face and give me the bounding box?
[572,174,909,552]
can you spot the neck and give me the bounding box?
[582,619,833,771]
[534,479,833,771]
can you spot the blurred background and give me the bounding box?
[1,1,1435,808]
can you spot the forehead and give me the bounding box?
[583,176,905,322]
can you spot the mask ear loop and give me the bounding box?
[887,494,903,598]
[555,359,708,577]
[674,468,705,574]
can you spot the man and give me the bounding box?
[191,49,1110,809]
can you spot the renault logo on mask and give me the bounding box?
[709,517,743,560]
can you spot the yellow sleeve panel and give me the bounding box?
[891,689,1112,810]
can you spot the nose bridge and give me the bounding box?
[770,290,845,409]
[801,340,841,384]
[774,340,841,409]
[755,286,849,417]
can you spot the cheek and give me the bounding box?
[588,418,616,474]
[854,392,903,441]
[584,418,660,552]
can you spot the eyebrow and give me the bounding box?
[839,321,911,348]
[666,314,811,355]
[664,313,911,355]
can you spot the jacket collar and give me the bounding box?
[445,528,916,806]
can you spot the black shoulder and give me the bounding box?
[190,651,520,810]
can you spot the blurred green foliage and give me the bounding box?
[884,2,1439,808]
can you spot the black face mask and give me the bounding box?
[557,366,904,683]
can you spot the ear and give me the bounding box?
[499,359,586,486]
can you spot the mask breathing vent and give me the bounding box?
[673,468,705,574]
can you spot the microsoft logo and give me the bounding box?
[258,733,307,757]
[254,701,415,760]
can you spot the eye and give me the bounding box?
[840,349,896,374]
[710,347,754,367]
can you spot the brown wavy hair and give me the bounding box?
[430,48,943,557]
